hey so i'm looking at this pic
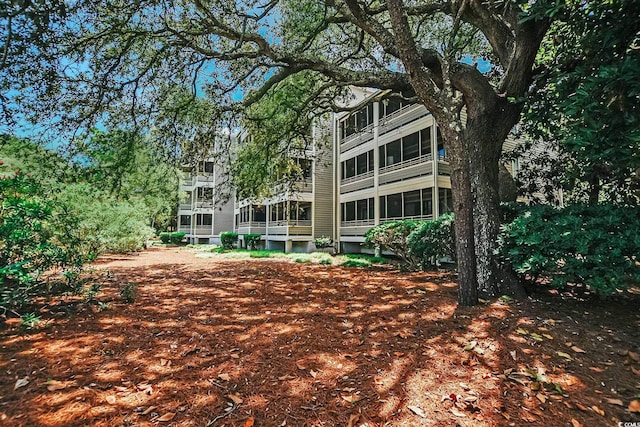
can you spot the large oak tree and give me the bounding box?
[3,0,565,305]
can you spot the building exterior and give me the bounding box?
[177,87,519,252]
[234,134,334,253]
[333,88,454,253]
[177,159,235,245]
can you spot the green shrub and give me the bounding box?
[408,213,456,269]
[314,236,333,249]
[220,231,238,250]
[364,220,424,270]
[159,232,171,243]
[0,173,89,311]
[499,204,640,295]
[244,233,261,250]
[119,282,138,303]
[170,231,185,245]
[341,259,371,268]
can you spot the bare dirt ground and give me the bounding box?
[1,246,639,427]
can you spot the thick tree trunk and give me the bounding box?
[442,128,478,306]
[467,110,526,299]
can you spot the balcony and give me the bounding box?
[179,203,192,211]
[379,154,433,185]
[340,124,375,153]
[268,219,312,236]
[379,104,428,137]
[237,222,267,235]
[178,226,191,233]
[193,226,213,235]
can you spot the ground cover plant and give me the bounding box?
[1,247,639,426]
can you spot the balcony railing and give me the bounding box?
[238,221,267,228]
[341,170,374,185]
[270,220,312,227]
[179,203,192,210]
[340,219,375,227]
[193,226,212,235]
[178,226,191,233]
[379,153,432,175]
[381,214,433,223]
[341,122,374,145]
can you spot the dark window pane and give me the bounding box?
[368,150,374,172]
[379,196,386,219]
[204,162,214,173]
[385,98,401,116]
[439,188,452,214]
[403,190,421,217]
[379,146,386,168]
[422,189,433,216]
[385,140,401,166]
[346,201,356,221]
[253,205,265,222]
[346,157,356,178]
[356,199,368,220]
[368,198,375,219]
[387,193,402,218]
[180,215,191,225]
[402,132,420,161]
[420,127,432,156]
[357,153,368,175]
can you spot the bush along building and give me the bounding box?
[177,87,519,252]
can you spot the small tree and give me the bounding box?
[408,214,456,270]
[364,221,423,270]
[243,233,261,250]
[220,231,238,250]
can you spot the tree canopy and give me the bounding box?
[3,0,625,305]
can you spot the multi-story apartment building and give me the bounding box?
[334,87,455,253]
[234,138,334,253]
[177,159,235,245]
[177,87,519,252]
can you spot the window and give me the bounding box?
[340,104,374,140]
[342,150,374,181]
[437,127,445,158]
[196,214,212,226]
[345,157,356,178]
[387,193,402,218]
[403,132,420,160]
[357,152,368,175]
[439,188,453,214]
[204,162,214,174]
[385,139,401,166]
[180,215,191,226]
[356,199,368,220]
[403,190,421,217]
[252,205,265,222]
[379,196,386,219]
[343,201,356,221]
[197,187,213,199]
[422,189,433,217]
[420,127,432,156]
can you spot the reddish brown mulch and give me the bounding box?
[1,246,639,427]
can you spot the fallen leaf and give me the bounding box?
[563,401,575,409]
[571,346,586,354]
[473,346,485,355]
[530,381,541,391]
[347,413,361,427]
[141,406,157,415]
[227,394,244,405]
[509,350,517,360]
[536,393,547,404]
[46,380,72,391]
[591,405,605,416]
[157,412,176,422]
[629,400,640,413]
[618,349,629,356]
[557,351,572,360]
[450,407,467,417]
[530,333,544,342]
[243,416,255,427]
[278,375,295,381]
[296,359,307,370]
[407,406,425,418]
[342,394,361,404]
[230,353,240,359]
[575,403,589,411]
[542,334,554,340]
[589,366,604,372]
[571,419,584,427]
[14,377,29,390]
[629,351,640,362]
[632,367,640,376]
[604,398,624,406]
[106,395,116,404]
[218,373,231,381]
[310,370,318,378]
[463,341,477,351]
[516,328,529,335]
[160,358,169,366]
